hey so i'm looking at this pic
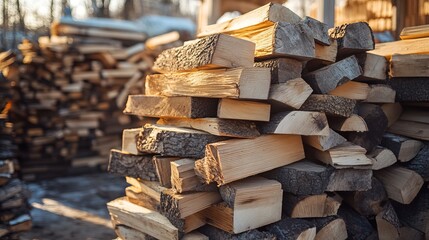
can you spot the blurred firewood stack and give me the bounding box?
[10,21,187,181]
[0,51,32,240]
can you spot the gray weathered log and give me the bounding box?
[137,124,227,158]
[389,77,429,102]
[254,58,302,84]
[302,16,330,46]
[337,205,378,240]
[381,133,423,162]
[327,168,373,191]
[329,22,375,57]
[265,217,316,240]
[401,142,429,181]
[108,149,158,181]
[300,94,357,117]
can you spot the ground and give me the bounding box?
[19,173,127,240]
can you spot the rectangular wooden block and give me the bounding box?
[217,99,270,121]
[122,128,141,155]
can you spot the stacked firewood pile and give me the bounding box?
[0,51,32,240]
[106,3,428,240]
[11,26,185,181]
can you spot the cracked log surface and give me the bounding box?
[108,149,158,181]
[300,94,357,117]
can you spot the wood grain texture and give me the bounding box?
[390,54,429,77]
[145,68,271,100]
[355,52,388,81]
[124,95,218,118]
[303,55,362,93]
[369,37,429,59]
[259,111,329,136]
[254,58,302,84]
[303,16,330,46]
[153,34,254,73]
[300,94,356,117]
[217,99,270,121]
[302,129,347,151]
[380,133,423,162]
[268,78,313,110]
[136,124,227,158]
[108,149,158,181]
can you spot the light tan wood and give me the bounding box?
[182,231,209,240]
[71,71,100,82]
[146,31,180,50]
[154,34,255,73]
[328,115,369,132]
[381,103,403,127]
[124,95,218,118]
[268,78,313,110]
[400,24,429,40]
[170,159,208,193]
[204,176,282,233]
[314,218,348,240]
[157,118,259,138]
[390,54,429,77]
[101,69,138,79]
[198,3,301,37]
[400,108,429,124]
[381,133,424,162]
[367,146,397,170]
[122,128,141,155]
[125,186,159,211]
[357,53,388,81]
[55,24,146,41]
[388,120,429,141]
[374,166,424,204]
[302,129,347,151]
[365,84,396,103]
[329,81,370,100]
[324,193,343,217]
[260,111,330,136]
[115,225,153,240]
[314,39,338,63]
[160,190,222,219]
[107,197,178,240]
[195,135,305,185]
[217,99,270,121]
[369,37,429,60]
[126,177,165,203]
[145,68,271,100]
[306,142,372,168]
[285,194,328,218]
[153,156,180,188]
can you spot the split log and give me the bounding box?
[107,197,179,240]
[265,217,316,240]
[182,231,209,240]
[347,103,388,152]
[300,94,357,117]
[115,225,156,240]
[254,58,302,84]
[157,118,260,138]
[374,166,424,204]
[329,22,375,57]
[153,156,180,188]
[400,24,429,39]
[388,120,429,141]
[203,177,282,234]
[375,202,401,240]
[365,84,395,103]
[324,193,343,217]
[126,177,165,203]
[153,34,254,73]
[268,78,313,110]
[303,55,362,94]
[381,103,403,127]
[198,3,301,37]
[259,111,329,136]
[160,189,221,220]
[302,16,330,45]
[145,68,271,100]
[313,39,338,63]
[195,134,304,185]
[136,124,227,158]
[327,114,368,132]
[390,54,429,77]
[262,159,334,195]
[326,168,373,191]
[305,142,372,168]
[170,158,216,193]
[369,37,429,59]
[367,146,397,170]
[402,142,429,181]
[341,177,388,216]
[125,186,159,211]
[312,216,348,240]
[389,77,429,102]
[199,225,276,240]
[227,22,315,60]
[380,133,423,162]
[108,149,158,181]
[124,95,218,118]
[302,129,347,151]
[337,205,377,240]
[329,81,371,100]
[217,99,270,122]
[392,187,429,236]
[283,193,330,218]
[355,53,388,81]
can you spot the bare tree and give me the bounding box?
[2,0,9,49]
[90,0,110,18]
[15,0,25,33]
[49,0,54,23]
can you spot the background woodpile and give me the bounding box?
[8,25,186,181]
[106,3,429,240]
[0,51,32,240]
